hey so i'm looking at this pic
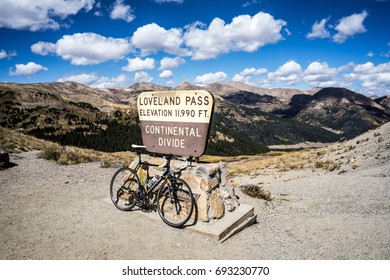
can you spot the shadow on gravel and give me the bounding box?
[0,162,18,170]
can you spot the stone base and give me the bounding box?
[180,162,240,222]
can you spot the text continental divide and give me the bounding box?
[145,125,202,138]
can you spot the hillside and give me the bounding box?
[210,95,339,149]
[0,82,142,153]
[1,82,389,156]
[275,87,390,139]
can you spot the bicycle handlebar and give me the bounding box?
[158,155,189,172]
[131,144,191,172]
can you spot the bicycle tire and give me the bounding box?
[156,177,194,228]
[110,167,139,211]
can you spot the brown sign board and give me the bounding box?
[137,90,214,157]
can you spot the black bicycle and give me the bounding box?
[110,144,195,228]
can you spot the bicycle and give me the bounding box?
[109,144,195,228]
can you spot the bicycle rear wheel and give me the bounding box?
[156,178,194,228]
[110,167,139,211]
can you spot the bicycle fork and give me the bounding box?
[166,179,181,214]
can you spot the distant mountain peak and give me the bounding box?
[226,81,268,94]
[205,82,242,96]
[128,82,171,91]
[314,87,385,110]
[174,81,203,90]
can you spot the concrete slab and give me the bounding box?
[188,204,256,241]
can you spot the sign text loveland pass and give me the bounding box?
[137,90,214,157]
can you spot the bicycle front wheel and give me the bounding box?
[156,178,194,228]
[110,167,139,211]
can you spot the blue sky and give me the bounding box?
[0,0,389,96]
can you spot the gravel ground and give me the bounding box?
[1,124,389,260]
[0,150,389,260]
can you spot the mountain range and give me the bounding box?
[1,81,389,156]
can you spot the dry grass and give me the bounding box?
[314,160,341,171]
[0,127,134,166]
[227,147,341,175]
[228,150,314,175]
[200,154,258,163]
[1,127,57,152]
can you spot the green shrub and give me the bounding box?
[240,184,273,201]
[38,148,60,161]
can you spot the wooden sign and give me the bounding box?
[137,90,214,157]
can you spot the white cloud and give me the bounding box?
[8,62,48,76]
[367,51,374,58]
[56,33,132,65]
[345,61,390,95]
[110,0,135,22]
[352,62,377,74]
[232,67,267,84]
[93,1,103,16]
[303,61,339,87]
[31,42,57,56]
[130,11,286,59]
[306,18,331,39]
[131,23,189,56]
[58,72,130,88]
[268,60,302,85]
[122,57,156,72]
[58,72,100,85]
[159,70,173,79]
[92,73,129,88]
[383,51,390,58]
[184,11,286,60]
[34,33,132,65]
[305,61,337,76]
[134,71,153,83]
[241,67,268,76]
[0,0,94,31]
[0,49,17,60]
[333,11,368,43]
[234,60,358,90]
[226,59,389,96]
[0,50,7,59]
[195,71,227,85]
[159,57,185,70]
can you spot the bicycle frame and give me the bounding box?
[131,151,175,197]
